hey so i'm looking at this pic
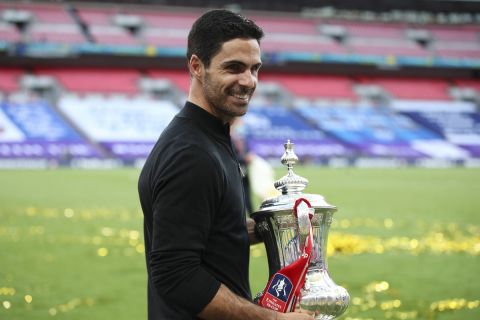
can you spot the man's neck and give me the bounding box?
[187,97,232,125]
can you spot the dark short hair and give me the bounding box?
[187,9,264,68]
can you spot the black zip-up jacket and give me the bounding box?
[138,101,251,319]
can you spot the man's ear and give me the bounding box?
[188,54,204,81]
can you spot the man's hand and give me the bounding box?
[199,284,314,320]
[247,217,262,245]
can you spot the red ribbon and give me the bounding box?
[258,198,313,313]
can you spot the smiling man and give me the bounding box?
[138,9,313,320]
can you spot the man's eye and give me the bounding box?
[227,65,242,72]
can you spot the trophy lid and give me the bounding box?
[251,140,336,217]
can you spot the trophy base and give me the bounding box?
[296,269,350,320]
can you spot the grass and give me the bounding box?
[0,167,479,320]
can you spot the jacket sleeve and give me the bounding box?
[148,144,223,315]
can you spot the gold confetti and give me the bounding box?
[384,218,394,229]
[251,246,263,258]
[346,280,480,320]
[97,247,108,257]
[64,208,74,218]
[136,243,145,253]
[26,206,36,216]
[380,300,401,310]
[100,227,114,237]
[129,230,140,240]
[47,297,95,315]
[0,287,16,296]
[327,230,480,256]
[24,295,33,303]
[4,206,478,320]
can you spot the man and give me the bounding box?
[138,9,313,320]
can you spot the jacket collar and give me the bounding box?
[177,101,231,141]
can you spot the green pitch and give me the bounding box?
[0,167,479,320]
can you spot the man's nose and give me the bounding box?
[238,70,256,89]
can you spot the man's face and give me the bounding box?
[201,38,262,123]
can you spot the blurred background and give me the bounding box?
[0,0,479,319]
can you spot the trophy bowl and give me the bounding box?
[251,140,349,319]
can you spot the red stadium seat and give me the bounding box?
[339,20,408,38]
[35,68,141,94]
[130,10,197,29]
[0,68,23,93]
[454,79,480,92]
[30,23,86,44]
[433,40,480,60]
[358,77,451,100]
[252,16,318,34]
[147,69,190,93]
[0,21,22,42]
[0,2,72,23]
[143,28,188,47]
[262,34,347,54]
[428,25,479,42]
[89,25,139,45]
[348,38,429,57]
[260,73,356,99]
[75,6,140,45]
[76,7,113,25]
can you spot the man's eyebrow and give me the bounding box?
[221,60,246,67]
[221,60,262,68]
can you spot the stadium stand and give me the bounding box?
[57,95,179,159]
[244,105,349,160]
[10,4,480,57]
[1,0,479,59]
[0,1,72,23]
[0,99,99,158]
[336,20,431,57]
[0,1,88,45]
[80,13,139,45]
[392,100,480,158]
[296,104,469,160]
[0,0,480,167]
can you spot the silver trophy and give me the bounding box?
[252,140,349,319]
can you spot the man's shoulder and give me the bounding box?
[161,115,209,144]
[151,118,215,161]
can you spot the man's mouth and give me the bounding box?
[231,93,249,101]
[229,88,254,102]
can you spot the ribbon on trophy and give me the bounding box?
[258,198,314,313]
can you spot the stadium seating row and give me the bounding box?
[0,1,479,59]
[1,67,479,101]
[0,94,478,162]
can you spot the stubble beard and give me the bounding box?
[203,71,252,123]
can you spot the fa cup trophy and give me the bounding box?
[252,140,349,319]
